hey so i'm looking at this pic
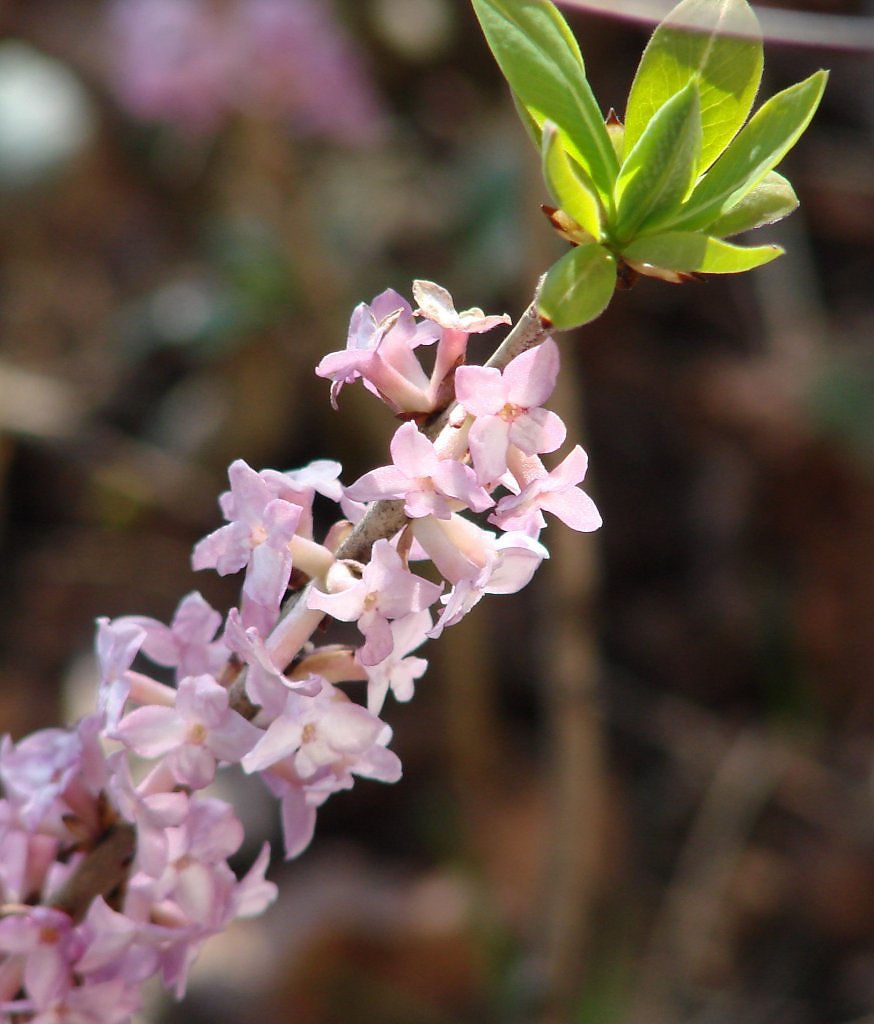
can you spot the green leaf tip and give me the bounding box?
[471,0,618,199]
[622,231,783,274]
[625,0,764,172]
[613,80,702,242]
[670,69,828,233]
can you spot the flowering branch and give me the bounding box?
[0,0,824,1017]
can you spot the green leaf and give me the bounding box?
[671,70,828,232]
[706,171,798,236]
[625,0,763,172]
[622,230,782,273]
[538,242,617,328]
[542,122,604,241]
[472,0,618,201]
[612,81,702,242]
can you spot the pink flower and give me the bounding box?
[224,609,321,718]
[236,0,386,144]
[7,977,142,1023]
[345,421,493,520]
[455,338,566,485]
[95,618,147,731]
[258,459,350,537]
[107,0,386,145]
[114,592,227,682]
[113,675,262,789]
[410,516,547,637]
[412,280,511,334]
[359,611,431,715]
[0,821,59,906]
[0,717,106,834]
[315,289,438,412]
[108,755,189,879]
[307,539,442,665]
[490,446,602,534]
[242,683,401,789]
[0,907,79,1011]
[242,682,402,859]
[107,0,229,134]
[193,459,303,626]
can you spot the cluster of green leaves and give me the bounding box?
[472,0,827,328]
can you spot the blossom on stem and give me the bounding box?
[412,280,512,334]
[114,591,227,683]
[307,539,442,665]
[242,683,401,790]
[113,674,262,790]
[412,280,512,404]
[345,421,493,520]
[0,716,107,834]
[454,337,566,485]
[315,288,437,413]
[193,459,304,629]
[95,618,147,731]
[359,610,431,715]
[258,459,350,537]
[410,515,547,637]
[490,445,602,534]
[0,906,80,1012]
[224,608,322,718]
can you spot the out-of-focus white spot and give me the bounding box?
[370,0,454,61]
[150,279,215,343]
[0,41,96,185]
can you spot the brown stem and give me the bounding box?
[48,824,137,923]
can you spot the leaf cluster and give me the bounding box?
[472,0,827,328]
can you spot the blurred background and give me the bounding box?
[0,0,872,1021]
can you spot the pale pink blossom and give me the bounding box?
[107,0,385,145]
[410,516,547,637]
[6,977,142,1024]
[224,609,321,718]
[490,446,602,534]
[412,280,511,334]
[113,674,261,789]
[108,754,189,879]
[360,611,431,715]
[193,459,303,627]
[315,288,438,412]
[107,0,229,134]
[307,539,442,665]
[242,684,401,860]
[95,618,147,731]
[0,716,106,834]
[242,683,401,791]
[258,459,350,537]
[236,0,386,144]
[115,592,227,682]
[345,421,493,520]
[455,338,566,485]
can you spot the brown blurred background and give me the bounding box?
[0,0,872,1021]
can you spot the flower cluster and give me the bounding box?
[106,0,385,142]
[0,281,600,1021]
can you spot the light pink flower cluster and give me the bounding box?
[106,0,385,142]
[0,281,600,1021]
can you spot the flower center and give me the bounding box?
[187,722,208,746]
